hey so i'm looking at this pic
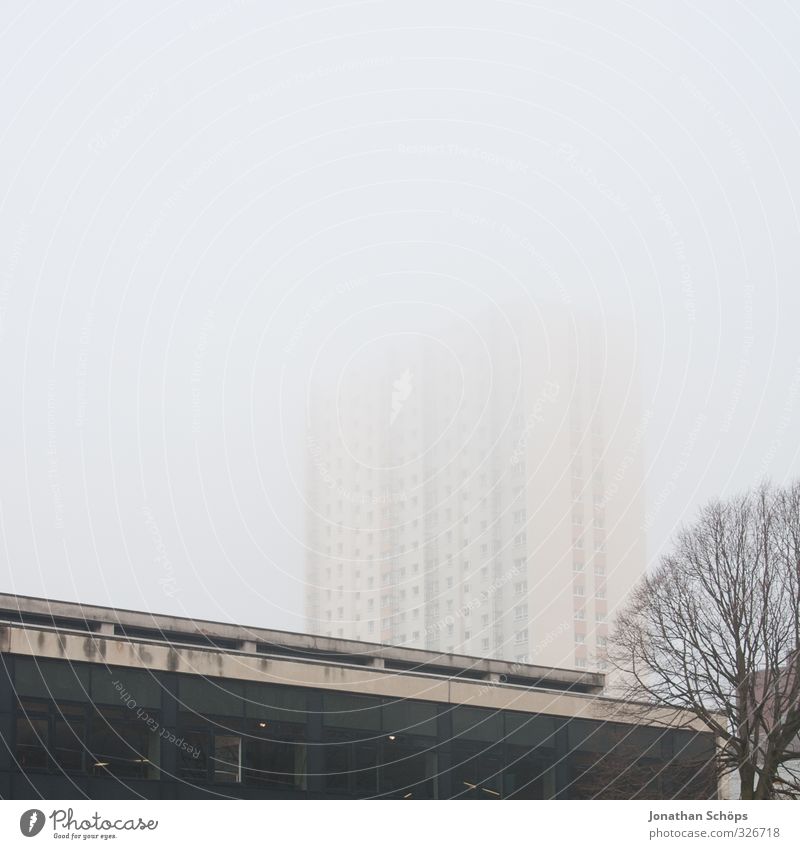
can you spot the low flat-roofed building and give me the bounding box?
[0,593,717,799]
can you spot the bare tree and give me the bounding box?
[608,480,800,799]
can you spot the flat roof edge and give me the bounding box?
[0,591,604,693]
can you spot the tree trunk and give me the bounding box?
[755,755,775,800]
[739,763,756,800]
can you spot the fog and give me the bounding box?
[1,1,798,635]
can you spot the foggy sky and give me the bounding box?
[1,0,799,633]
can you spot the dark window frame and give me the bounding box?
[14,697,89,776]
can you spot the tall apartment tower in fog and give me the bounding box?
[304,306,645,671]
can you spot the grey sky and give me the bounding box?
[1,1,799,632]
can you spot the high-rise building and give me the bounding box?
[304,305,646,671]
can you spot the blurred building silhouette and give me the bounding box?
[305,305,646,670]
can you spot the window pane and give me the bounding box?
[177,710,210,731]
[53,710,85,772]
[178,677,244,717]
[213,735,242,783]
[15,659,90,701]
[353,743,378,795]
[674,729,716,758]
[450,741,503,799]
[505,712,555,747]
[16,697,48,714]
[91,667,162,709]
[452,707,503,742]
[244,683,306,723]
[476,754,502,797]
[380,739,437,798]
[179,731,210,782]
[322,693,382,730]
[16,716,48,771]
[383,700,438,736]
[505,747,556,799]
[243,738,306,788]
[242,720,306,789]
[323,742,350,791]
[569,718,614,753]
[89,708,158,779]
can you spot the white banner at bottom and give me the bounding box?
[0,800,796,848]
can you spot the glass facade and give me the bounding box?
[0,656,718,799]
